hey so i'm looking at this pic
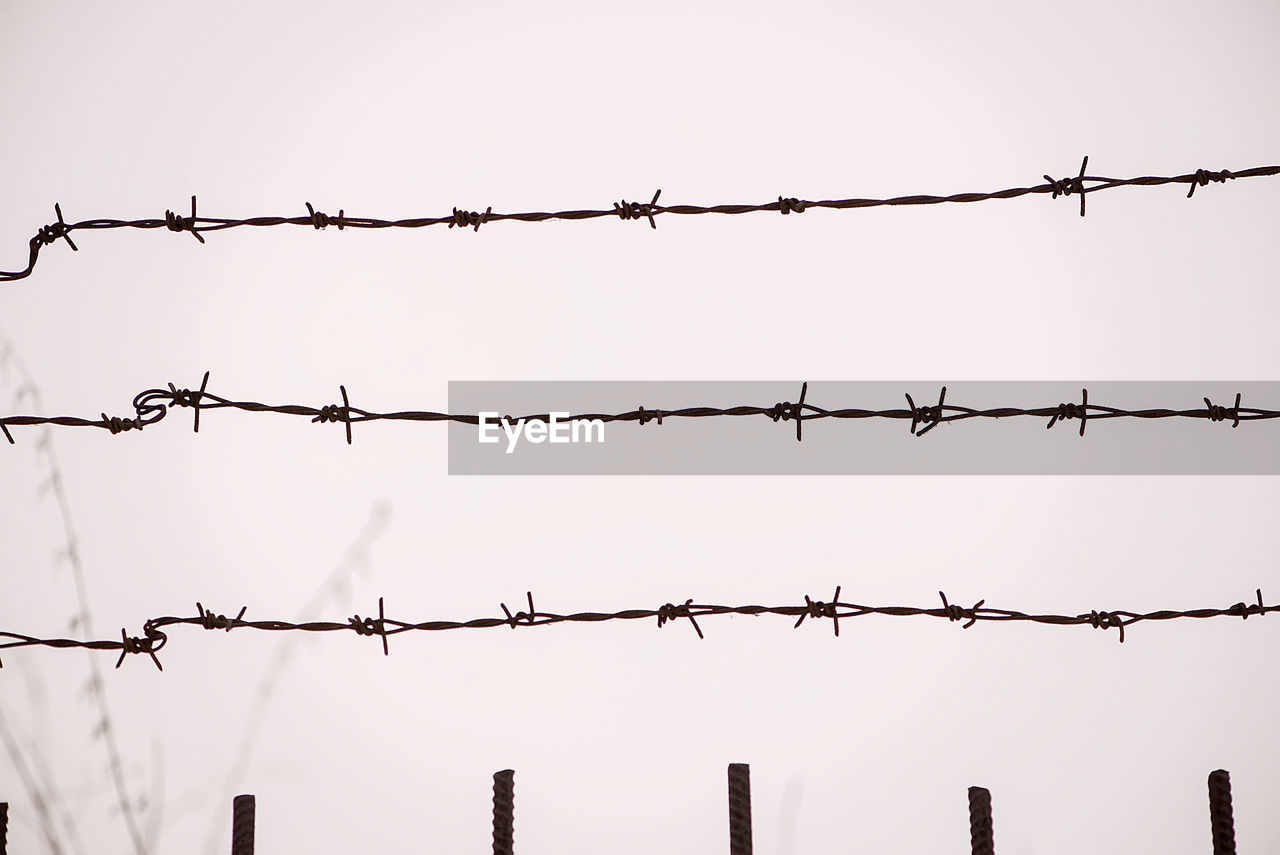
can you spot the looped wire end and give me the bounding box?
[163,195,206,244]
[656,598,704,639]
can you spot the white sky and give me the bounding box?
[2,2,1279,854]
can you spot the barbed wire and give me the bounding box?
[2,158,1276,283]
[1,587,1274,671]
[1,377,1275,446]
[6,587,1280,666]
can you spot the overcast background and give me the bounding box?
[2,2,1279,854]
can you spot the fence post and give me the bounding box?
[968,786,994,855]
[231,794,255,855]
[727,763,752,855]
[493,769,514,855]
[1208,770,1237,855]
[1,801,8,855]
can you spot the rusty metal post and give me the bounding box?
[728,763,753,855]
[1208,770,1237,855]
[968,786,994,855]
[493,769,514,855]
[231,794,255,855]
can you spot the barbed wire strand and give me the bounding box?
[0,332,151,855]
[2,160,1274,283]
[1,586,1273,670]
[1,378,1273,446]
[197,502,391,855]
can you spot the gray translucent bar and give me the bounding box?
[447,382,1280,475]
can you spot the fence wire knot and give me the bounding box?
[311,385,354,444]
[794,586,842,636]
[1047,388,1089,436]
[1087,609,1126,642]
[1188,168,1235,198]
[348,597,389,655]
[196,602,246,632]
[100,413,143,435]
[163,195,206,244]
[1204,393,1242,427]
[314,404,346,423]
[768,382,809,441]
[657,598,704,639]
[938,591,984,629]
[778,196,806,214]
[906,386,947,436]
[614,189,662,229]
[637,406,663,425]
[500,591,538,629]
[1044,155,1090,217]
[305,202,346,230]
[35,204,78,251]
[768,400,800,422]
[114,626,165,670]
[449,206,492,232]
[1229,589,1265,620]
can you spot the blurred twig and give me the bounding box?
[0,331,150,855]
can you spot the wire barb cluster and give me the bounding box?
[1,587,1272,670]
[2,378,1276,447]
[3,158,1277,282]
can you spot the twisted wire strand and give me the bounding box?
[0,378,1273,446]
[2,160,1273,282]
[0,587,1272,670]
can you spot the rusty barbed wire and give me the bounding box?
[1,377,1275,446]
[0,587,1274,670]
[2,159,1275,282]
